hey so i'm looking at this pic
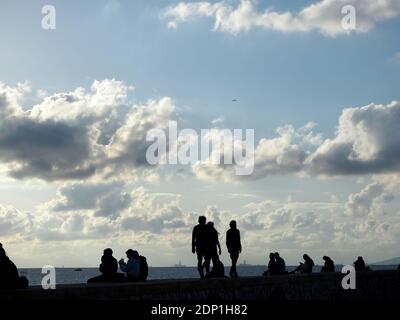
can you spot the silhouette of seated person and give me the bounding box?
[274,252,287,275]
[205,256,225,279]
[119,249,140,282]
[291,254,315,274]
[321,256,335,272]
[226,220,241,278]
[203,221,221,274]
[263,252,278,276]
[354,256,366,272]
[0,243,29,289]
[138,254,149,281]
[88,248,125,283]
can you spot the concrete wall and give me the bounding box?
[1,270,399,300]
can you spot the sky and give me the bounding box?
[0,0,400,268]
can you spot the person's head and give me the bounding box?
[303,254,309,260]
[126,249,139,259]
[323,256,328,261]
[198,216,206,225]
[103,248,113,257]
[206,221,214,228]
[229,220,237,229]
[358,256,363,261]
[0,243,6,258]
[269,252,275,259]
[274,252,280,258]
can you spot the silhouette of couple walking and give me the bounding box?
[192,216,241,278]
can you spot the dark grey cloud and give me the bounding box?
[51,182,130,219]
[0,118,94,181]
[0,80,175,182]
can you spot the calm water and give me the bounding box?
[19,265,397,286]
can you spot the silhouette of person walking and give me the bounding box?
[226,220,241,278]
[88,248,125,283]
[204,221,221,275]
[354,256,366,272]
[321,256,335,272]
[0,243,29,289]
[192,216,208,278]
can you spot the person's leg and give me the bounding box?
[231,252,239,277]
[211,248,219,266]
[113,273,126,282]
[197,251,204,278]
[17,276,29,289]
[87,275,105,283]
[204,253,211,274]
[229,253,234,277]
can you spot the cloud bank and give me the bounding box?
[1,80,400,184]
[162,0,400,36]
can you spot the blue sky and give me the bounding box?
[2,0,399,135]
[0,0,400,267]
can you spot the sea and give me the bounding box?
[19,265,398,286]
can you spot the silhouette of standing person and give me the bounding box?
[204,221,221,275]
[226,220,241,278]
[192,216,207,278]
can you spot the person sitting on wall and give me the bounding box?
[0,243,29,289]
[263,252,278,276]
[321,256,335,272]
[88,248,125,283]
[291,254,315,274]
[275,252,287,275]
[354,256,366,272]
[138,254,149,281]
[119,249,140,282]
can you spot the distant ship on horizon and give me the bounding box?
[238,260,253,267]
[173,260,187,268]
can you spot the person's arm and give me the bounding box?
[112,259,118,273]
[191,227,196,253]
[238,230,242,253]
[226,231,231,252]
[217,238,221,255]
[119,262,127,272]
